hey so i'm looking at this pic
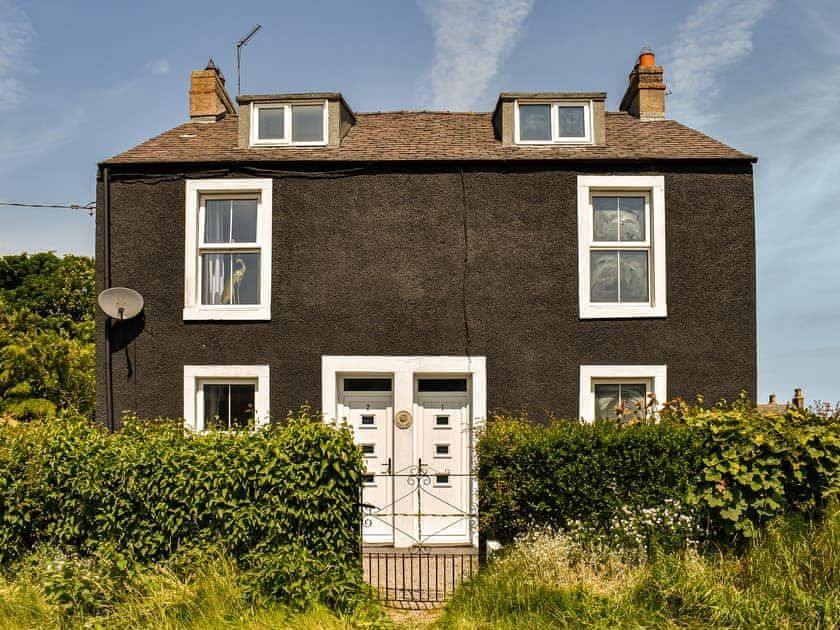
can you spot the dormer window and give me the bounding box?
[514,101,591,144]
[250,101,327,146]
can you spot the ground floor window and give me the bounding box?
[183,365,270,431]
[579,364,667,422]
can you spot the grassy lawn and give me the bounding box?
[437,504,840,629]
[2,506,839,629]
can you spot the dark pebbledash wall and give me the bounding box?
[95,161,756,425]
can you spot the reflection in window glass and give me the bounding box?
[292,105,324,142]
[593,197,645,242]
[201,253,260,305]
[590,251,649,303]
[593,197,619,241]
[590,251,618,302]
[258,107,285,140]
[594,382,648,420]
[620,251,649,302]
[557,106,585,137]
[618,197,645,242]
[204,383,255,430]
[519,104,551,141]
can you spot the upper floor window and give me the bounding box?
[184,178,272,321]
[515,101,591,144]
[577,176,666,319]
[250,101,327,146]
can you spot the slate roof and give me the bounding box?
[103,111,755,165]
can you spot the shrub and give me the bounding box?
[478,413,704,543]
[664,395,840,540]
[479,398,840,548]
[0,406,365,610]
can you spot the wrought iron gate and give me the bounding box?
[360,458,479,606]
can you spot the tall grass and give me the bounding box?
[439,504,840,629]
[0,548,388,630]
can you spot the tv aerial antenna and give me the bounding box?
[236,24,262,96]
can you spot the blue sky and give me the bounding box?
[0,0,837,405]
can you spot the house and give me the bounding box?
[96,51,756,547]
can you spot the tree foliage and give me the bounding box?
[0,253,95,420]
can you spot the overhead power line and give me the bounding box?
[0,200,95,216]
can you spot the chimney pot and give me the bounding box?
[769,394,777,404]
[793,388,805,409]
[639,46,655,67]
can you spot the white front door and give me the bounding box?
[325,357,486,548]
[414,379,471,545]
[338,377,393,545]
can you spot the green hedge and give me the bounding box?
[479,400,840,545]
[668,398,840,539]
[478,414,703,543]
[0,406,365,609]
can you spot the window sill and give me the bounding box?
[249,140,328,147]
[579,303,667,319]
[183,306,270,321]
[515,138,593,145]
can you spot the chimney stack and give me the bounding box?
[619,47,666,121]
[189,59,236,122]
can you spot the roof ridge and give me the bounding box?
[356,110,491,116]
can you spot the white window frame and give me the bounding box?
[250,101,328,146]
[577,175,666,318]
[183,364,270,431]
[514,100,593,145]
[579,364,667,422]
[183,178,272,321]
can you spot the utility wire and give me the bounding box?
[0,201,95,216]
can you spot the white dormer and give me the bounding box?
[237,93,355,149]
[494,92,606,147]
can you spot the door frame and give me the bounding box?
[322,356,486,548]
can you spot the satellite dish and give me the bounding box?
[98,287,144,320]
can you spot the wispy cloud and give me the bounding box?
[666,0,774,126]
[419,0,534,110]
[0,106,85,163]
[0,0,33,112]
[146,57,171,75]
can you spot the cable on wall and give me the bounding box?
[459,169,471,363]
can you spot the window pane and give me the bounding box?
[343,378,392,392]
[418,378,467,392]
[258,107,284,140]
[593,197,618,241]
[203,384,228,430]
[231,199,257,242]
[619,197,645,242]
[229,384,255,429]
[201,253,260,305]
[204,199,231,243]
[621,383,647,418]
[594,384,620,419]
[519,104,551,141]
[292,105,324,142]
[203,383,255,430]
[590,251,618,302]
[557,106,585,137]
[619,251,649,302]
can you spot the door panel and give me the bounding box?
[341,392,393,545]
[416,393,471,544]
